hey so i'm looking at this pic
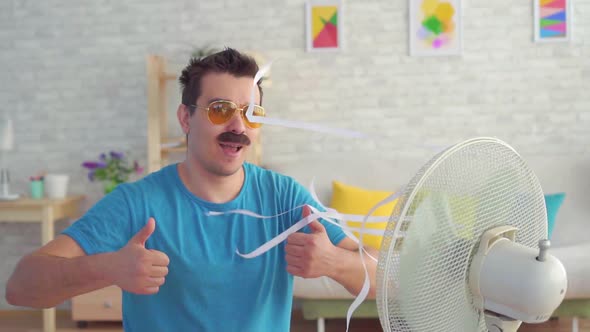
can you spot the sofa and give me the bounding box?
[266,151,590,332]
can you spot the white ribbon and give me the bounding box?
[343,188,401,332]
[245,62,367,139]
[208,181,404,332]
[233,58,421,331]
[206,204,391,258]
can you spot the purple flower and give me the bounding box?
[110,151,125,160]
[82,151,143,189]
[82,161,107,169]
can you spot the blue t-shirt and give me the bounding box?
[63,163,345,332]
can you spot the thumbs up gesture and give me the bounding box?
[108,218,170,294]
[285,205,336,278]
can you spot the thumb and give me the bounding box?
[130,218,156,246]
[308,220,326,233]
[302,205,325,233]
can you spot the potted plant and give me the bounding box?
[81,151,144,194]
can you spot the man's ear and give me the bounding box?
[177,104,190,134]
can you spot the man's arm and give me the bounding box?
[285,206,378,298]
[6,234,116,308]
[6,218,169,308]
[330,237,378,298]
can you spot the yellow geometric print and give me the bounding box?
[312,6,337,39]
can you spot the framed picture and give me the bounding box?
[409,0,462,56]
[534,0,572,42]
[305,0,342,52]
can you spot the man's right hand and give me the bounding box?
[108,218,170,295]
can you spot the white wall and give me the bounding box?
[0,0,588,309]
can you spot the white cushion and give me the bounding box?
[293,276,354,299]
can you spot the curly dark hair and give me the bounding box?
[179,47,263,114]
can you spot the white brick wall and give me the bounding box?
[0,0,588,309]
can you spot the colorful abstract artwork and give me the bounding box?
[305,0,342,52]
[534,0,572,42]
[409,0,462,56]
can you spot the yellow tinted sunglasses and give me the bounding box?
[190,100,265,129]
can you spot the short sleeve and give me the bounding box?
[286,178,347,246]
[62,185,133,255]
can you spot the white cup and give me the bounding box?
[44,174,69,199]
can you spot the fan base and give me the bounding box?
[485,311,522,332]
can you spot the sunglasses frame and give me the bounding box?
[189,100,265,129]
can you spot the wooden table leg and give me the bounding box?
[43,309,56,332]
[42,206,56,332]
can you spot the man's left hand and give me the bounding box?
[285,205,336,278]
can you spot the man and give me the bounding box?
[6,48,376,331]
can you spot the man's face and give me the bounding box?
[183,72,261,177]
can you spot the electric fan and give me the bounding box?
[376,137,567,332]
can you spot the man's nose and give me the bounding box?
[225,109,247,134]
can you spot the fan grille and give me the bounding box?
[376,138,547,332]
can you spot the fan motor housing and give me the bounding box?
[469,227,567,323]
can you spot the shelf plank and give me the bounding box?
[161,73,177,81]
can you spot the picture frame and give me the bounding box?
[409,0,463,56]
[305,0,343,52]
[534,0,572,43]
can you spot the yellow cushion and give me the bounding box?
[329,180,398,249]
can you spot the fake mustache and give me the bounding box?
[217,132,251,146]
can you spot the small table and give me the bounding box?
[0,195,85,332]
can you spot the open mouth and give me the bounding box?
[219,143,243,153]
